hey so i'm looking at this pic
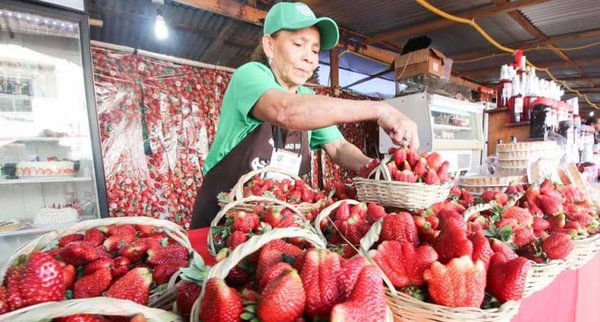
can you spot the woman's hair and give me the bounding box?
[250,31,281,65]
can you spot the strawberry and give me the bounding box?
[338,256,368,299]
[380,212,418,245]
[259,262,293,291]
[334,201,350,222]
[63,264,76,289]
[395,169,418,183]
[225,264,249,287]
[490,238,518,260]
[482,191,508,205]
[424,256,486,308]
[176,281,202,321]
[437,161,450,183]
[54,315,109,322]
[105,267,153,305]
[58,234,84,247]
[153,263,181,285]
[0,286,8,314]
[103,234,135,252]
[387,162,399,180]
[84,258,112,275]
[147,244,189,266]
[84,227,106,246]
[426,152,442,171]
[200,278,243,322]
[135,224,157,236]
[502,207,533,226]
[366,202,387,224]
[106,224,136,238]
[370,241,437,288]
[119,240,148,263]
[111,256,131,278]
[495,218,519,230]
[74,267,112,299]
[330,265,386,322]
[20,251,66,306]
[256,240,303,281]
[60,242,101,266]
[258,269,306,322]
[514,226,536,248]
[542,232,574,259]
[460,188,475,207]
[424,169,440,185]
[407,151,420,168]
[129,314,147,322]
[539,179,554,194]
[392,147,407,167]
[335,212,370,246]
[542,189,564,203]
[6,265,24,311]
[433,220,473,263]
[231,211,259,233]
[450,186,461,198]
[549,213,567,232]
[301,249,342,318]
[227,231,248,250]
[301,188,315,203]
[487,253,531,302]
[413,157,428,178]
[536,195,564,216]
[470,231,493,271]
[532,217,550,231]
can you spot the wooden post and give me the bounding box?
[330,47,340,97]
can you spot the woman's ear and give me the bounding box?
[262,35,274,61]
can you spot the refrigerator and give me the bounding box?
[0,0,107,263]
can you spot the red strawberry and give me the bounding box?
[258,269,306,322]
[437,161,450,183]
[487,253,531,302]
[63,264,76,290]
[336,212,370,246]
[539,179,554,194]
[147,244,189,266]
[482,191,508,205]
[424,169,441,185]
[301,249,342,318]
[119,240,148,263]
[380,212,418,245]
[74,267,112,299]
[366,202,387,224]
[338,256,369,299]
[60,242,101,266]
[370,241,437,288]
[330,265,386,322]
[256,240,303,281]
[413,157,428,178]
[407,151,420,168]
[20,251,66,306]
[84,259,112,275]
[227,230,248,250]
[176,281,202,321]
[542,232,574,259]
[424,256,486,308]
[470,231,493,271]
[0,286,8,314]
[450,186,461,198]
[433,220,473,263]
[54,315,109,322]
[549,213,567,232]
[387,162,399,180]
[426,152,442,171]
[393,147,407,168]
[395,169,418,183]
[231,211,259,233]
[105,267,153,305]
[200,278,243,322]
[532,217,550,231]
[259,262,293,291]
[103,234,135,252]
[301,188,315,203]
[6,265,24,311]
[542,189,564,203]
[225,264,250,288]
[536,195,564,216]
[524,184,541,204]
[502,207,533,226]
[490,238,518,260]
[111,256,131,278]
[460,189,475,207]
[153,263,181,285]
[58,234,84,247]
[514,226,536,248]
[106,224,136,238]
[135,224,157,236]
[334,201,350,222]
[84,228,106,247]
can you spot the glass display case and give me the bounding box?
[380,93,486,173]
[0,0,107,263]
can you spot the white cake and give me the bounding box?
[16,161,75,177]
[33,207,79,225]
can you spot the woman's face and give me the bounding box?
[263,26,321,90]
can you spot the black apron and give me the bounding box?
[190,123,311,228]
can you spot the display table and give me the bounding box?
[188,228,599,322]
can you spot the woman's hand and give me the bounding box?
[377,103,420,150]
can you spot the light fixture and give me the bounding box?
[154,8,168,40]
[590,111,594,117]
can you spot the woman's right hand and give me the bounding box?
[376,103,420,151]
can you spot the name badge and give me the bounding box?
[266,149,302,180]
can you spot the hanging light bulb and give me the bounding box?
[154,8,168,40]
[590,111,594,117]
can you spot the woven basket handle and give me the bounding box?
[229,166,301,201]
[312,199,363,244]
[371,154,392,182]
[0,297,182,322]
[208,196,304,255]
[193,228,326,321]
[461,191,525,222]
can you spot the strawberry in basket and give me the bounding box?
[385,148,451,185]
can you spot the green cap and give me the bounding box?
[263,2,339,50]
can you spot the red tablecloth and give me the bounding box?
[188,228,600,321]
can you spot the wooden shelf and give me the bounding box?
[485,107,508,114]
[507,121,530,127]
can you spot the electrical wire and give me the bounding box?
[416,0,598,109]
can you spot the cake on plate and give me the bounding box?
[33,206,79,225]
[16,161,75,177]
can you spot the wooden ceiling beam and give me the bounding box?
[366,0,550,45]
[200,20,236,63]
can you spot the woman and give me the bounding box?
[190,2,418,229]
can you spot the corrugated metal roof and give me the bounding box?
[520,0,600,37]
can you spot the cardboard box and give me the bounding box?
[394,48,453,80]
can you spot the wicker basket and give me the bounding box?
[219,166,325,214]
[353,155,452,210]
[0,217,193,310]
[0,298,182,322]
[523,259,567,298]
[313,199,364,245]
[358,219,521,322]
[566,234,600,270]
[208,195,306,256]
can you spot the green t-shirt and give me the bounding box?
[202,62,343,174]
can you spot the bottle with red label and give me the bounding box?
[496,65,513,109]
